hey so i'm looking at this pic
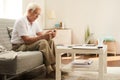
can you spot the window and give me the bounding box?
[0,0,22,19]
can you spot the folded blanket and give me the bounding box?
[0,51,17,60]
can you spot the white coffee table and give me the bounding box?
[56,45,107,80]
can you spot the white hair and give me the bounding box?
[25,3,41,15]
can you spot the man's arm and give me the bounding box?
[21,33,50,44]
[21,29,57,44]
[21,36,43,44]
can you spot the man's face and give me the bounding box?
[28,8,41,22]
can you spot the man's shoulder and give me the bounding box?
[16,16,25,22]
[15,17,26,24]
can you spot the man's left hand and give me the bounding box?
[51,29,56,38]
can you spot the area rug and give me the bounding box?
[33,67,120,80]
[63,67,120,80]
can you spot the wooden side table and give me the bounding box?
[104,41,117,56]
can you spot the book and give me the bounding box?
[72,44,98,49]
[72,59,93,65]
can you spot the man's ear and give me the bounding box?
[28,9,33,13]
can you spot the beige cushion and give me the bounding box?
[0,27,12,50]
[7,27,13,39]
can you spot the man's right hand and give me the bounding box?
[42,33,52,40]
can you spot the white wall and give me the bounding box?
[22,0,45,29]
[45,0,120,54]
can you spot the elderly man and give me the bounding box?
[11,3,56,77]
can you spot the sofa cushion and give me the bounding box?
[0,27,12,50]
[0,51,43,74]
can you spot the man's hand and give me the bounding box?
[42,33,51,40]
[44,29,57,40]
[51,29,56,38]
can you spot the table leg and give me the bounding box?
[103,50,107,74]
[56,52,61,80]
[99,51,104,80]
[71,53,76,61]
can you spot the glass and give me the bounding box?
[98,38,103,45]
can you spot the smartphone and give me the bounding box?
[53,29,56,32]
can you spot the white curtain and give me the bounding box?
[0,0,22,19]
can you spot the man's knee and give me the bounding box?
[38,39,48,46]
[50,39,54,43]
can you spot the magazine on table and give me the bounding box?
[72,59,93,65]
